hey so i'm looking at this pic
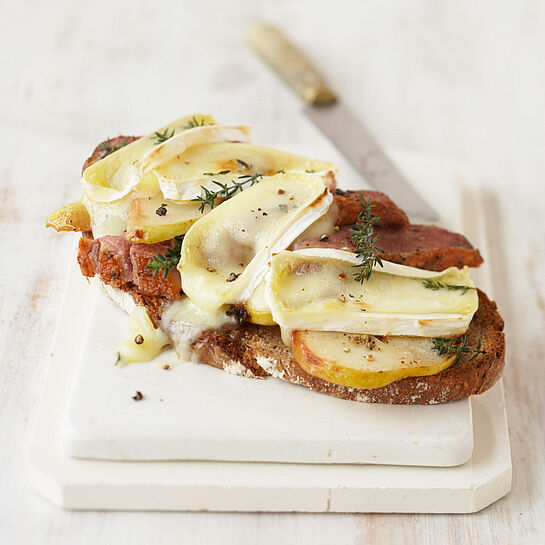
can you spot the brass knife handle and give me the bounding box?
[247,23,337,107]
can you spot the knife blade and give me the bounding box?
[246,23,439,221]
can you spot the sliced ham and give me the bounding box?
[130,241,181,299]
[77,236,182,300]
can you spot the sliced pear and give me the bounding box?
[291,330,457,389]
[82,113,219,202]
[244,279,276,325]
[126,195,212,243]
[180,172,333,311]
[155,142,337,201]
[46,201,90,232]
[267,249,478,337]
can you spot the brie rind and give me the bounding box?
[266,249,478,337]
[81,114,217,203]
[180,172,333,311]
[154,142,337,202]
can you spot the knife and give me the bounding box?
[246,23,439,221]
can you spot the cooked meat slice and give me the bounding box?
[333,189,409,227]
[290,223,483,271]
[77,235,182,300]
[98,235,133,284]
[82,135,141,172]
[78,235,133,287]
[130,241,182,299]
[374,223,483,269]
[78,237,101,278]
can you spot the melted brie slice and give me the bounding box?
[82,114,217,203]
[267,249,478,337]
[180,172,333,311]
[154,142,337,201]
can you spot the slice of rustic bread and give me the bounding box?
[191,289,505,404]
[100,277,504,404]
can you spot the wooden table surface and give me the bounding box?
[1,1,544,543]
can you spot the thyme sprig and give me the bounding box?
[183,116,211,130]
[153,128,175,145]
[145,235,183,279]
[431,335,485,364]
[192,172,264,213]
[350,195,384,282]
[99,137,134,155]
[422,280,476,295]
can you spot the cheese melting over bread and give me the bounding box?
[266,249,478,337]
[161,297,236,361]
[180,172,333,311]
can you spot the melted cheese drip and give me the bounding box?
[116,306,170,366]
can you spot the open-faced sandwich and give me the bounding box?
[46,114,505,404]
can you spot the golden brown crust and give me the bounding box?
[191,289,505,404]
[191,326,270,378]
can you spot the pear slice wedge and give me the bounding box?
[291,330,457,389]
[126,195,214,244]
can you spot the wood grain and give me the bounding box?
[1,0,544,543]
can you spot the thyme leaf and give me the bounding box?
[203,170,231,176]
[153,128,175,145]
[145,235,183,279]
[236,158,251,169]
[182,116,211,130]
[422,280,476,295]
[431,335,485,364]
[192,173,264,213]
[350,195,384,282]
[99,137,134,155]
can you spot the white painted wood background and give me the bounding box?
[1,0,544,542]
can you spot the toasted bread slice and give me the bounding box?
[191,289,504,404]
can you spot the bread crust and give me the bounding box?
[191,289,505,404]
